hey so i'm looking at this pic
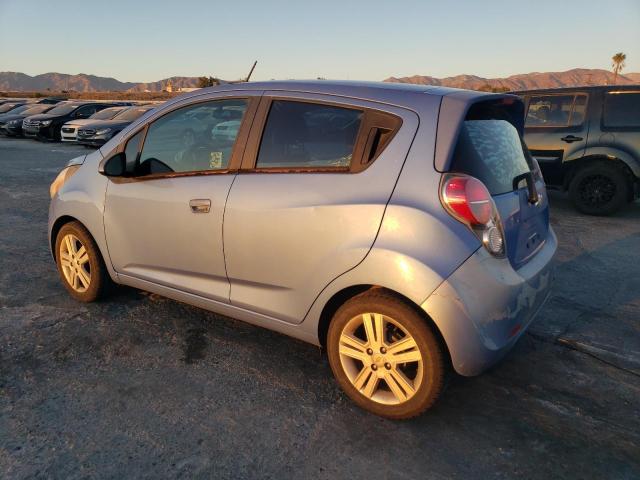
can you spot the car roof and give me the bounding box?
[162,80,513,108]
[512,84,640,95]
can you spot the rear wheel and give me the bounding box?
[55,221,112,302]
[327,290,446,419]
[568,162,630,215]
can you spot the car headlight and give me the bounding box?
[95,128,112,135]
[49,165,80,198]
[40,120,52,126]
[8,120,20,126]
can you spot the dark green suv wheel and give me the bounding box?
[568,162,630,216]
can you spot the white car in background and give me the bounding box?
[211,119,241,143]
[60,106,128,142]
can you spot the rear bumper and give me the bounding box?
[422,227,557,376]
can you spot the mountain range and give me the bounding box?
[0,68,639,93]
[385,68,640,90]
[0,72,200,92]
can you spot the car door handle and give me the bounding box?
[189,199,211,213]
[561,135,583,143]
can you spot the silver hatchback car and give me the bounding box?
[49,81,556,419]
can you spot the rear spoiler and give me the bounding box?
[434,92,525,172]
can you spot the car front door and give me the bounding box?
[522,92,589,186]
[103,95,259,302]
[223,93,419,323]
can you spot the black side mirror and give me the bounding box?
[99,153,127,177]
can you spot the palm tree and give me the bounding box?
[612,52,626,84]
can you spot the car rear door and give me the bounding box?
[103,94,259,302]
[522,92,589,186]
[223,92,419,324]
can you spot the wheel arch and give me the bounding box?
[50,215,80,260]
[563,154,637,196]
[317,284,453,368]
[49,213,117,282]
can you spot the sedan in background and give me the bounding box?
[77,105,156,147]
[22,102,124,141]
[61,106,128,142]
[0,104,55,136]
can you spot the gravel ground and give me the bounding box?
[1,136,639,479]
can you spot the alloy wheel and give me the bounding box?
[338,313,424,405]
[59,233,91,293]
[578,174,616,207]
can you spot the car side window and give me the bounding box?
[256,100,363,169]
[525,94,586,127]
[603,92,640,128]
[136,99,249,175]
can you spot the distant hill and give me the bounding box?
[384,68,640,90]
[0,72,201,92]
[2,68,639,93]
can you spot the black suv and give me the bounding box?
[22,102,126,141]
[516,86,640,215]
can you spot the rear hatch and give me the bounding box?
[449,108,549,270]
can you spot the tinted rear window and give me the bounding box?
[256,101,363,168]
[603,92,640,128]
[450,120,531,195]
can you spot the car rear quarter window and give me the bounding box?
[450,120,531,195]
[256,101,363,169]
[525,94,587,127]
[603,91,640,128]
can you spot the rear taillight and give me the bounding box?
[441,174,505,257]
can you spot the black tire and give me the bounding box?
[568,162,630,215]
[327,290,447,419]
[55,221,112,302]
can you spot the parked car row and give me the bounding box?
[0,98,157,147]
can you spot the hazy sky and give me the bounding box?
[1,0,639,82]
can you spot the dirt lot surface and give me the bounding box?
[1,137,639,479]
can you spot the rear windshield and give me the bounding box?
[450,120,531,195]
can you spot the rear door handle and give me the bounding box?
[561,135,583,143]
[189,199,211,213]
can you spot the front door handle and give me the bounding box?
[561,135,583,143]
[189,199,211,213]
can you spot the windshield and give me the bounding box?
[21,105,53,115]
[46,104,80,115]
[113,107,153,122]
[0,103,25,113]
[5,104,33,115]
[89,107,125,120]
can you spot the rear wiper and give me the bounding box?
[513,172,540,204]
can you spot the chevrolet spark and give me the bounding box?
[49,81,556,419]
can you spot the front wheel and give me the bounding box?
[568,162,630,215]
[55,221,112,302]
[327,290,447,419]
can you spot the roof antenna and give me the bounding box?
[244,61,257,82]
